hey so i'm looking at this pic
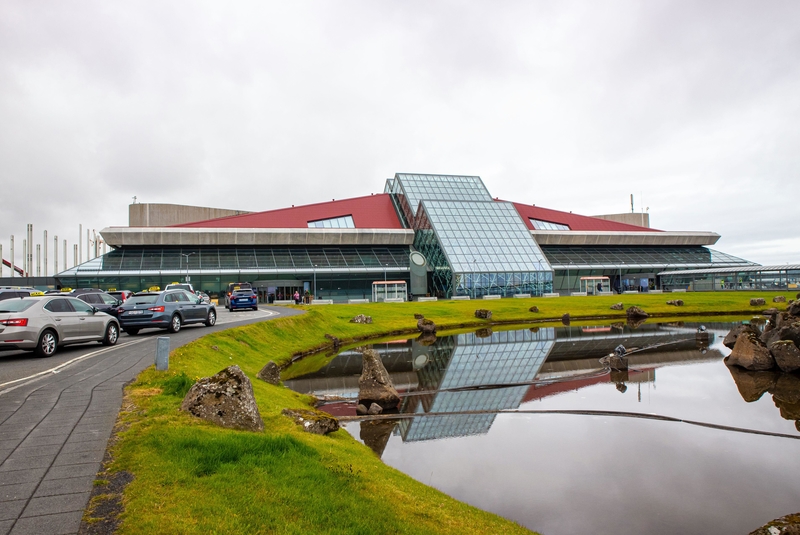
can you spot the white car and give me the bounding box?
[0,295,120,357]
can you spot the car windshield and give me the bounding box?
[0,299,37,313]
[233,290,254,296]
[126,295,159,305]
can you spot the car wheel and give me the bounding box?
[34,329,58,358]
[102,322,119,346]
[253,306,258,311]
[205,310,217,327]
[168,314,182,333]
[124,328,140,336]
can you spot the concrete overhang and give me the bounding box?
[100,227,416,247]
[532,230,720,246]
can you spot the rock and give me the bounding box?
[561,313,570,325]
[774,295,787,303]
[750,298,767,306]
[417,318,436,334]
[610,302,624,310]
[726,332,775,371]
[211,345,219,351]
[358,348,400,410]
[723,324,759,349]
[474,309,492,320]
[776,312,793,329]
[770,340,800,373]
[180,365,264,432]
[350,314,373,324]
[772,373,800,421]
[256,361,281,385]
[761,322,800,347]
[413,313,424,320]
[359,419,397,457]
[416,332,437,346]
[475,328,493,338]
[762,307,779,317]
[666,299,684,306]
[748,512,800,535]
[281,408,340,435]
[789,300,800,317]
[599,355,628,370]
[626,306,649,319]
[367,403,383,415]
[626,317,647,329]
[725,365,778,402]
[324,333,340,349]
[610,322,625,330]
[356,403,368,415]
[529,306,539,313]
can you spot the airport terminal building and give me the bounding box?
[55,173,755,301]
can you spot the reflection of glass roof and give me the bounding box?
[394,174,492,217]
[307,215,355,229]
[418,200,552,273]
[541,246,754,269]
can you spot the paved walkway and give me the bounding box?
[0,307,299,534]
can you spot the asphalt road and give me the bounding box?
[0,306,302,535]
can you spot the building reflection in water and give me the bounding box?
[283,322,724,450]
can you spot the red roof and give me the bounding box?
[175,194,404,229]
[511,203,659,232]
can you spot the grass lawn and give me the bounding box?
[95,291,791,534]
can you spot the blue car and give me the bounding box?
[228,289,258,311]
[118,289,217,335]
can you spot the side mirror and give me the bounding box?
[115,299,122,306]
[91,306,99,313]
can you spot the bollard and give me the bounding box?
[155,336,170,370]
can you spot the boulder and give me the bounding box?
[626,306,649,319]
[416,332,437,346]
[358,348,400,410]
[417,318,436,334]
[610,302,624,311]
[367,403,383,415]
[770,340,800,373]
[359,419,397,457]
[762,307,779,318]
[748,513,800,535]
[529,306,539,313]
[350,314,373,324]
[789,300,800,317]
[626,317,647,329]
[723,324,759,350]
[610,322,625,330]
[666,299,684,306]
[475,328,493,338]
[180,365,264,432]
[562,313,570,325]
[413,313,424,320]
[773,295,787,303]
[257,361,281,385]
[775,312,793,329]
[281,408,340,435]
[750,298,767,306]
[761,322,800,347]
[771,373,800,406]
[356,403,368,415]
[726,332,775,371]
[474,309,492,320]
[725,365,779,402]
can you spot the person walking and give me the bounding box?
[294,290,300,304]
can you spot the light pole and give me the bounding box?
[566,261,574,295]
[180,252,196,284]
[313,264,317,299]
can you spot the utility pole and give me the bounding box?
[43,230,48,277]
[10,236,14,279]
[79,224,82,265]
[54,235,58,275]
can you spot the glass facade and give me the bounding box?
[530,219,570,231]
[307,215,355,228]
[385,173,492,227]
[541,245,754,269]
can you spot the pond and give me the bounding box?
[284,320,800,535]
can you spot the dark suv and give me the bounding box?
[72,290,122,317]
[0,288,39,301]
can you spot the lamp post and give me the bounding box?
[313,264,317,299]
[180,252,196,284]
[566,261,574,295]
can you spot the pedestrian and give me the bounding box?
[294,290,300,304]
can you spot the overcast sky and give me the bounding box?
[1,0,799,274]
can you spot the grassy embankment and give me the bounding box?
[95,292,790,534]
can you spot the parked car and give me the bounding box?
[164,283,196,294]
[224,282,252,309]
[108,290,133,303]
[0,295,120,357]
[228,289,258,311]
[72,290,122,318]
[197,291,211,304]
[0,288,39,302]
[117,289,216,335]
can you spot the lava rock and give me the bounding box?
[626,306,649,319]
[750,298,767,306]
[180,365,264,432]
[723,324,760,350]
[416,332,437,346]
[726,332,775,371]
[417,318,436,334]
[350,314,373,324]
[789,300,800,317]
[725,365,779,402]
[748,512,800,535]
[281,408,340,435]
[358,348,400,410]
[474,309,492,320]
[774,296,787,303]
[413,313,424,320]
[562,313,570,325]
[475,328,493,338]
[666,299,684,306]
[610,302,624,311]
[256,361,281,385]
[770,340,800,373]
[761,322,800,348]
[359,419,397,457]
[529,306,539,313]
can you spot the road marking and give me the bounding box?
[0,338,151,394]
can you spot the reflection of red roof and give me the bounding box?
[523,369,651,402]
[175,194,404,229]
[511,203,659,232]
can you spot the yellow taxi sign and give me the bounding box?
[60,287,72,292]
[170,282,180,285]
[148,286,161,292]
[108,288,117,292]
[233,286,240,290]
[30,291,46,297]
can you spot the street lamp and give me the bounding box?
[180,252,196,284]
[313,264,317,299]
[566,261,574,295]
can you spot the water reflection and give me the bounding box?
[284,321,727,446]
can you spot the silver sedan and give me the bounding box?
[0,295,120,357]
